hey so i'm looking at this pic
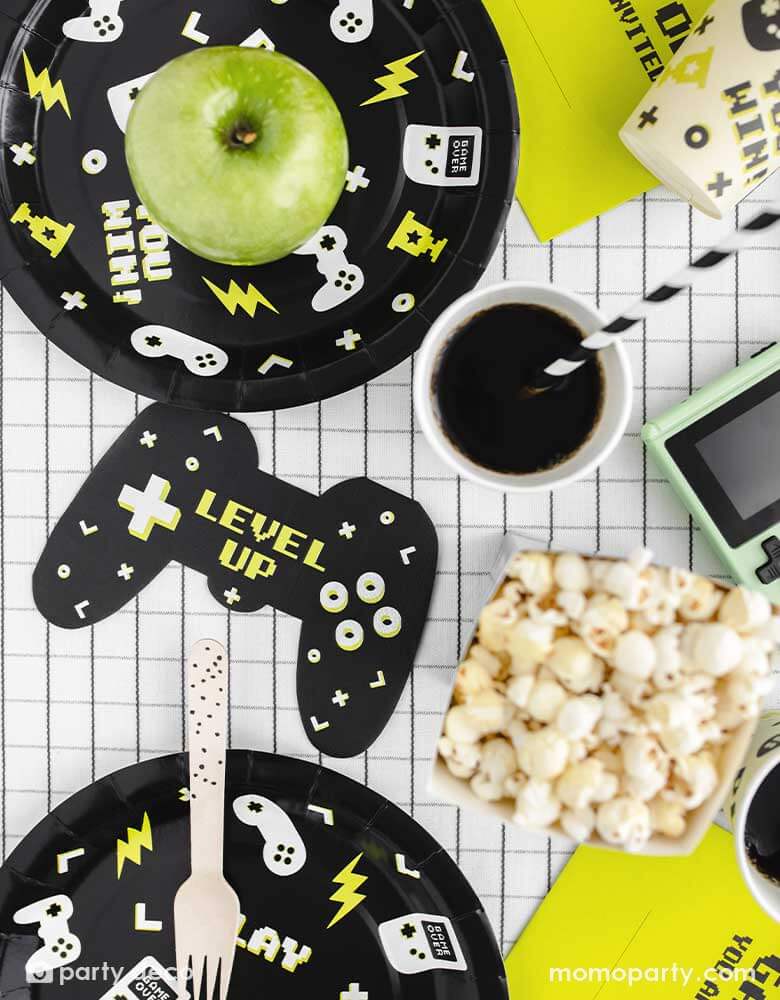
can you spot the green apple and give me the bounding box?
[125,47,348,266]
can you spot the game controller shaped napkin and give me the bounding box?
[32,403,438,758]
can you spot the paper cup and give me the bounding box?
[724,711,780,921]
[620,0,780,218]
[413,283,632,493]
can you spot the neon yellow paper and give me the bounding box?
[483,0,712,240]
[505,825,780,998]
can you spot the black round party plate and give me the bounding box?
[0,0,518,410]
[0,751,506,998]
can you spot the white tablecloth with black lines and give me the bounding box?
[1,176,779,955]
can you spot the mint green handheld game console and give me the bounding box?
[643,342,780,601]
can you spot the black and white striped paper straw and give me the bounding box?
[529,202,780,392]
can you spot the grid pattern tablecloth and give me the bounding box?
[1,177,779,957]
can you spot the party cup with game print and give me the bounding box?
[620,0,780,218]
[726,711,780,921]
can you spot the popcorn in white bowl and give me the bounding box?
[431,537,778,855]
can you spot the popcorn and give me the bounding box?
[651,626,685,689]
[658,723,711,759]
[627,548,655,573]
[469,643,504,678]
[622,734,669,783]
[453,657,494,702]
[513,779,562,829]
[517,728,569,781]
[737,638,772,679]
[506,673,535,710]
[759,615,780,646]
[666,752,718,810]
[715,672,769,729]
[648,796,686,838]
[609,669,650,707]
[596,797,652,851]
[547,637,597,691]
[506,551,554,596]
[556,589,587,621]
[678,577,722,621]
[667,567,695,598]
[556,694,603,740]
[560,806,596,842]
[554,553,590,592]
[556,758,618,810]
[644,692,696,732]
[507,619,556,674]
[438,737,481,779]
[578,595,629,656]
[718,586,772,633]
[470,737,517,801]
[438,549,776,853]
[613,630,657,679]
[527,679,569,723]
[506,716,528,752]
[478,599,518,653]
[602,561,645,608]
[464,689,514,734]
[685,623,743,676]
[443,705,482,745]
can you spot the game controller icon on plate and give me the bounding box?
[63,0,124,42]
[131,326,228,377]
[330,0,373,42]
[403,125,483,188]
[33,403,437,756]
[293,224,365,312]
[106,72,155,132]
[13,894,82,980]
[233,795,307,876]
[379,913,467,974]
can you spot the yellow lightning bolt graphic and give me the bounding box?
[22,52,70,118]
[326,852,368,929]
[202,277,278,318]
[361,51,424,107]
[116,812,153,878]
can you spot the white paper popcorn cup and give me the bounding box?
[620,0,780,218]
[724,710,780,920]
[429,534,760,857]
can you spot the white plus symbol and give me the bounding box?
[10,142,36,166]
[224,587,241,606]
[336,329,362,351]
[339,521,356,539]
[345,165,370,193]
[117,475,181,541]
[117,563,134,581]
[340,985,368,1000]
[332,689,350,708]
[61,291,86,311]
[139,430,157,448]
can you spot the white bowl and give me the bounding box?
[429,534,759,857]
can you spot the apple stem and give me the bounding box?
[231,125,257,147]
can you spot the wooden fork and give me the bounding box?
[174,640,239,1000]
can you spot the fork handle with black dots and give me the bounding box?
[187,639,229,873]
